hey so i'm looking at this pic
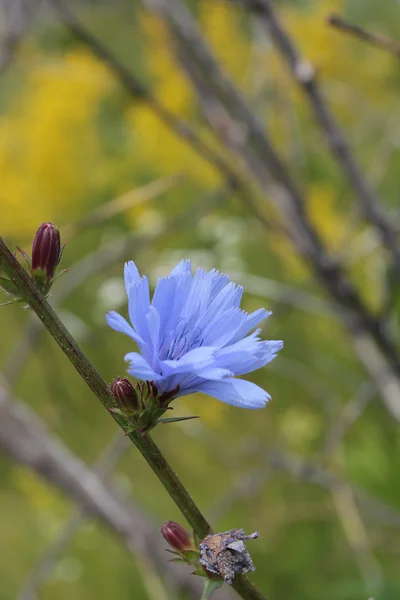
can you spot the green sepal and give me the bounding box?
[32,269,47,284]
[16,246,32,267]
[0,297,25,307]
[0,276,22,298]
[156,415,199,425]
[108,407,126,417]
[168,557,186,564]
[58,244,66,264]
[108,406,137,418]
[181,550,200,562]
[49,268,70,283]
[201,579,223,598]
[193,567,208,577]
[193,529,203,547]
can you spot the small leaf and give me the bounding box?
[49,268,70,283]
[181,550,200,562]
[107,407,126,417]
[201,579,224,599]
[0,277,21,298]
[193,529,203,547]
[16,246,32,267]
[165,549,181,556]
[0,298,23,307]
[169,557,186,563]
[58,243,66,264]
[192,567,208,577]
[156,415,200,425]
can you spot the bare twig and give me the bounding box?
[0,379,211,599]
[0,0,40,73]
[328,14,400,59]
[331,480,382,595]
[141,0,400,422]
[62,174,182,241]
[234,0,400,279]
[46,0,283,233]
[325,382,376,456]
[18,433,129,600]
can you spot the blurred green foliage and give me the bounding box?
[1,0,400,599]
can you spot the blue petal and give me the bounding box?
[127,276,151,345]
[170,259,192,276]
[125,352,162,380]
[146,306,161,370]
[198,282,243,331]
[208,269,230,305]
[105,311,145,346]
[152,276,175,334]
[215,339,283,375]
[201,307,247,347]
[193,367,233,380]
[193,378,270,408]
[228,308,271,344]
[124,261,141,288]
[163,273,193,339]
[179,268,213,327]
[161,346,216,375]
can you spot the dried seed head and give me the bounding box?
[199,529,259,584]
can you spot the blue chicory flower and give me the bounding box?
[106,260,282,409]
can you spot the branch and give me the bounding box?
[0,239,267,600]
[141,0,400,421]
[328,14,400,59]
[234,0,400,280]
[46,0,281,233]
[18,433,130,600]
[0,379,208,599]
[0,0,40,73]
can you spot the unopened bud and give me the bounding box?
[31,222,61,280]
[161,521,193,552]
[111,377,139,412]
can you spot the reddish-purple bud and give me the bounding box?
[161,521,193,552]
[31,222,61,280]
[111,378,139,412]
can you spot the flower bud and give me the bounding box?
[31,222,61,280]
[161,521,193,552]
[111,377,139,412]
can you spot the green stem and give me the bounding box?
[0,237,267,600]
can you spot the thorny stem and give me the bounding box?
[0,237,267,600]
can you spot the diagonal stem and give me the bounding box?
[0,237,267,600]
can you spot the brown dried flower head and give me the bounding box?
[199,529,259,584]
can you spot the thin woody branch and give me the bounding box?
[46,0,279,233]
[233,0,400,280]
[141,0,400,421]
[0,380,209,599]
[328,14,400,59]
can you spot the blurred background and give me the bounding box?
[1,0,400,599]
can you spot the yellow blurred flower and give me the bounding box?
[0,50,114,236]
